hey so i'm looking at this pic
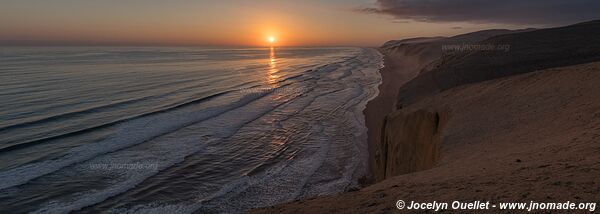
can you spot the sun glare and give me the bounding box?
[268,36,276,44]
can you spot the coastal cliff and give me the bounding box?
[252,19,600,213]
[367,28,531,182]
[364,39,442,182]
[371,21,600,182]
[396,20,600,107]
[253,60,600,213]
[374,110,445,181]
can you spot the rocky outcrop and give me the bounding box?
[373,109,446,182]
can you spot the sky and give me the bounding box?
[1,0,599,47]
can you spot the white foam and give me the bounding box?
[30,82,310,213]
[5,48,385,213]
[0,92,271,190]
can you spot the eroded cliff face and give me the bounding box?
[373,109,446,182]
[369,21,600,182]
[364,42,444,184]
[367,29,530,182]
[252,61,600,214]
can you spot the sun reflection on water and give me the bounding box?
[268,47,279,85]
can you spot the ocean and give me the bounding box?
[0,46,382,213]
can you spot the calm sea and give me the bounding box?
[0,46,382,213]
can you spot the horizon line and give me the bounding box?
[0,39,378,48]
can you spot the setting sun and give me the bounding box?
[268,36,276,44]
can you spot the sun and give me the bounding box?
[268,36,276,43]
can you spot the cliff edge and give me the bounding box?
[251,20,600,213]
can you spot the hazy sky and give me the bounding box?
[1,0,598,46]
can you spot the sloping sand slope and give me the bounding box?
[397,20,600,107]
[252,61,600,213]
[365,28,531,182]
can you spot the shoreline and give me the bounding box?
[363,45,441,182]
[251,60,600,214]
[251,20,600,213]
[363,51,413,183]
